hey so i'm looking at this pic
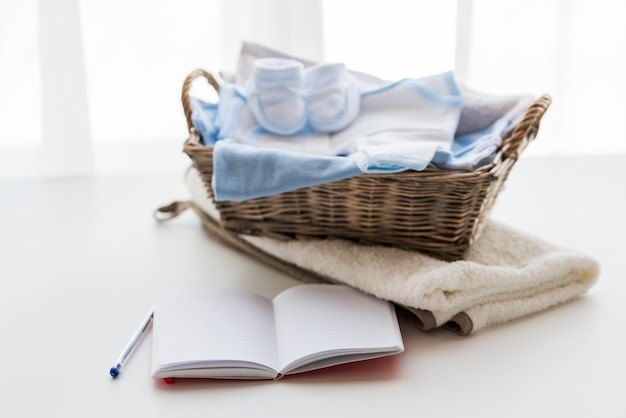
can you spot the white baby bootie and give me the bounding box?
[303,62,360,133]
[246,58,307,136]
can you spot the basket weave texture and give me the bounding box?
[182,69,551,261]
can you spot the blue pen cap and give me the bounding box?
[110,366,120,378]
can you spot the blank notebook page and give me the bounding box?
[154,289,279,372]
[272,285,401,372]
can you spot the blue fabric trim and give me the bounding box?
[443,71,462,99]
[359,154,432,173]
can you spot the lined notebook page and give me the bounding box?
[153,289,279,373]
[272,285,402,372]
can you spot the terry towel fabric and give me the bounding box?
[178,166,600,335]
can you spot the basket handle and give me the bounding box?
[501,95,552,159]
[181,69,221,133]
[153,201,191,222]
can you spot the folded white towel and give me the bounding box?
[244,223,598,334]
[174,167,600,335]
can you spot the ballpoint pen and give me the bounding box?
[109,307,154,378]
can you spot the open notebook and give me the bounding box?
[151,284,404,381]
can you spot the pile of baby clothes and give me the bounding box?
[191,42,535,202]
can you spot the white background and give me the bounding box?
[1,0,625,179]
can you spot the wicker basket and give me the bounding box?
[181,68,551,261]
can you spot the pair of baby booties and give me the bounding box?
[246,58,360,135]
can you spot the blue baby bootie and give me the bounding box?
[304,62,360,133]
[246,58,307,136]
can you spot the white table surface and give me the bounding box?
[1,155,624,418]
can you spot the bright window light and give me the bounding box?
[0,0,42,148]
[322,0,457,80]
